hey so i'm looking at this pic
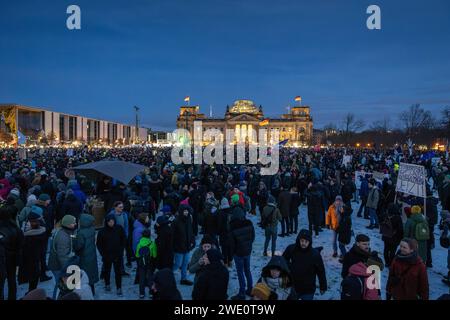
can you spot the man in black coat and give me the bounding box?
[152,268,182,300]
[282,229,327,300]
[381,204,404,268]
[192,248,229,300]
[96,214,126,296]
[306,185,324,236]
[341,234,383,278]
[155,215,174,270]
[277,187,292,237]
[228,197,255,300]
[172,205,195,286]
[0,206,24,300]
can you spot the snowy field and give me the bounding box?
[15,201,450,300]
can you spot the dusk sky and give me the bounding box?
[1,0,449,131]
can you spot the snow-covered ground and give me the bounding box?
[15,201,450,300]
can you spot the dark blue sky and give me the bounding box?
[1,0,449,131]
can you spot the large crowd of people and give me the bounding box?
[0,145,449,300]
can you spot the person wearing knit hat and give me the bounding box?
[161,204,172,215]
[61,215,77,229]
[231,193,240,205]
[28,206,43,221]
[38,193,50,202]
[404,204,429,264]
[9,188,20,198]
[188,235,217,284]
[219,197,230,210]
[156,214,169,226]
[192,248,229,300]
[251,282,273,300]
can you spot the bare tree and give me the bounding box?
[442,106,450,132]
[370,116,391,133]
[341,113,365,144]
[399,104,433,137]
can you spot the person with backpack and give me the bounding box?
[96,213,126,296]
[229,195,256,300]
[277,186,292,237]
[282,229,327,300]
[192,248,229,300]
[135,228,157,299]
[188,235,217,284]
[152,268,182,300]
[340,259,382,300]
[73,213,99,296]
[366,179,380,229]
[261,195,282,257]
[381,203,404,268]
[257,255,297,300]
[386,238,429,300]
[172,204,195,286]
[439,210,450,286]
[404,205,429,264]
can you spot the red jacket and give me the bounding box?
[387,254,429,300]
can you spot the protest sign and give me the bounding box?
[395,163,426,197]
[342,155,352,166]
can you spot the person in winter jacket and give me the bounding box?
[152,268,182,300]
[289,186,302,235]
[19,210,47,293]
[425,191,439,267]
[60,189,83,223]
[135,228,157,299]
[96,214,126,296]
[282,229,327,300]
[73,214,99,296]
[155,215,174,270]
[343,261,382,300]
[277,186,292,237]
[192,248,229,300]
[258,255,297,300]
[229,198,255,300]
[203,193,220,239]
[67,180,87,205]
[381,203,404,268]
[217,197,232,266]
[188,235,217,284]
[261,195,282,257]
[132,212,150,254]
[386,238,429,300]
[17,194,37,228]
[57,268,94,300]
[337,205,353,262]
[48,214,77,299]
[172,204,195,285]
[326,195,345,258]
[109,201,130,275]
[306,185,324,237]
[404,205,429,264]
[366,179,380,229]
[357,175,369,218]
[341,234,384,278]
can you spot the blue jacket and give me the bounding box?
[132,219,147,254]
[359,179,369,197]
[69,183,87,205]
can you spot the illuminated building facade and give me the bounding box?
[176,99,313,145]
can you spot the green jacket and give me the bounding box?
[404,213,428,263]
[135,237,157,258]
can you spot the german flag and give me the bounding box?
[294,96,302,102]
[184,96,190,102]
[259,119,269,126]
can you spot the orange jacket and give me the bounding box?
[326,205,341,231]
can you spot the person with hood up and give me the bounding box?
[229,194,255,300]
[67,180,87,205]
[17,194,37,229]
[261,195,282,257]
[172,204,195,285]
[282,229,327,300]
[155,215,174,270]
[341,260,382,300]
[73,213,99,296]
[152,268,182,300]
[192,248,229,300]
[57,268,94,300]
[47,214,77,299]
[132,211,150,254]
[386,238,429,300]
[404,205,429,264]
[96,213,126,296]
[188,235,217,284]
[257,255,297,300]
[19,208,47,293]
[135,228,157,299]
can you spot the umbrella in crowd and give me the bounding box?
[73,160,147,184]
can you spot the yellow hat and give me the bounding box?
[251,283,272,300]
[411,205,422,214]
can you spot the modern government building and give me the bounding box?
[176,99,313,146]
[0,99,313,146]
